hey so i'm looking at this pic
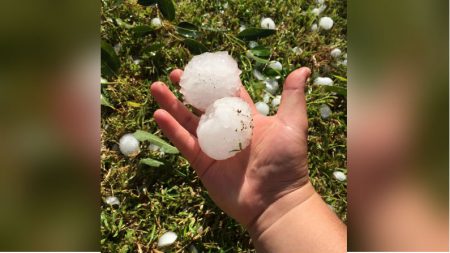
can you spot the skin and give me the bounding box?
[151,67,346,252]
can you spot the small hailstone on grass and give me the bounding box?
[180,51,241,111]
[105,196,120,206]
[239,24,246,32]
[264,79,279,94]
[342,59,347,66]
[312,5,326,16]
[260,17,276,30]
[119,133,140,157]
[255,101,270,116]
[269,61,282,71]
[311,23,318,32]
[151,17,162,28]
[149,144,160,152]
[320,104,332,119]
[319,17,334,30]
[292,46,303,55]
[133,58,142,65]
[248,41,258,48]
[157,231,177,248]
[253,69,266,81]
[197,97,253,160]
[330,48,342,58]
[271,95,281,107]
[333,171,347,181]
[314,77,334,86]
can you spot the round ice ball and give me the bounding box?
[333,171,346,181]
[269,61,282,71]
[255,101,269,116]
[320,104,332,119]
[271,95,281,107]
[331,48,342,58]
[311,23,318,32]
[151,17,162,28]
[314,77,334,86]
[119,134,140,157]
[197,97,253,160]
[180,51,242,111]
[260,17,276,30]
[157,231,177,248]
[319,17,334,30]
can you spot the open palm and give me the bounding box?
[151,67,312,228]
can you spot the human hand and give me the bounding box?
[150,67,313,235]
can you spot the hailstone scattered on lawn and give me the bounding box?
[255,101,270,116]
[292,46,303,55]
[311,23,318,32]
[271,95,281,107]
[197,97,253,160]
[248,41,258,48]
[319,17,334,30]
[269,61,282,71]
[312,5,326,15]
[119,133,140,157]
[333,171,347,181]
[265,79,279,94]
[105,196,120,206]
[151,17,162,28]
[330,48,342,58]
[239,24,246,32]
[342,59,347,66]
[314,77,334,86]
[260,17,276,30]
[157,231,177,248]
[180,51,241,111]
[262,92,271,103]
[320,104,332,119]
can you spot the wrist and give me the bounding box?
[247,181,316,239]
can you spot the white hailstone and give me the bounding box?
[248,41,258,48]
[151,17,162,28]
[264,79,279,94]
[119,134,140,157]
[342,59,347,66]
[149,143,160,152]
[320,104,332,119]
[319,17,334,30]
[262,92,271,103]
[292,46,303,55]
[271,95,281,107]
[197,97,253,160]
[311,23,318,32]
[312,5,327,16]
[180,51,241,111]
[133,58,142,65]
[260,17,276,30]
[255,101,270,116]
[330,48,342,58]
[333,171,347,181]
[239,24,246,32]
[314,77,334,86]
[253,69,266,81]
[269,61,282,71]
[157,231,177,248]
[105,196,120,206]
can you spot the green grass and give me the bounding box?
[101,0,347,252]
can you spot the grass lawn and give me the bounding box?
[101,0,347,252]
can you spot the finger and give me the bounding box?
[238,86,258,114]
[277,67,311,129]
[151,82,199,135]
[169,69,183,85]
[154,109,213,175]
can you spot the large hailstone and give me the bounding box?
[180,52,241,111]
[119,134,140,157]
[260,17,276,30]
[157,231,177,247]
[197,97,253,160]
[319,17,334,30]
[330,48,342,58]
[255,101,269,116]
[314,77,334,86]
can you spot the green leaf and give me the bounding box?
[333,75,347,82]
[133,25,154,36]
[101,94,115,109]
[157,0,175,21]
[101,41,120,77]
[237,28,276,41]
[133,130,179,154]
[250,46,271,58]
[323,86,347,96]
[137,0,157,6]
[183,39,208,55]
[176,22,198,38]
[140,158,164,167]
